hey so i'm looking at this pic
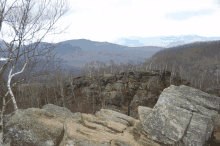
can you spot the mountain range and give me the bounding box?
[112,34,220,48]
[0,35,220,80]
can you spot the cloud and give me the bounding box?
[213,0,220,5]
[164,9,214,20]
[110,0,133,8]
[21,0,220,43]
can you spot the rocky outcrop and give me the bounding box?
[2,84,220,146]
[64,70,192,118]
[137,85,220,145]
[2,104,153,146]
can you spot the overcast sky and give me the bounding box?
[4,0,220,44]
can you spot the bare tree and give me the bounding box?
[83,63,95,78]
[55,70,67,108]
[110,59,115,74]
[0,0,69,144]
[128,60,135,71]
[67,72,76,104]
[0,0,69,110]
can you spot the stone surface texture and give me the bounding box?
[1,70,220,146]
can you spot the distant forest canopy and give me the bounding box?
[141,40,220,77]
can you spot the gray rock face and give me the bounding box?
[102,91,124,107]
[138,85,220,146]
[2,83,220,146]
[2,70,220,146]
[63,70,195,118]
[4,108,64,146]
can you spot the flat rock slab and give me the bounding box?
[95,109,137,126]
[59,119,140,146]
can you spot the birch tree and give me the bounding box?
[0,0,69,144]
[110,59,115,74]
[0,0,69,111]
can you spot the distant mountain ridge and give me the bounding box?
[59,39,164,52]
[1,35,220,80]
[112,34,220,48]
[0,39,165,79]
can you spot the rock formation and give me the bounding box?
[0,70,220,145]
[63,70,193,119]
[1,83,220,146]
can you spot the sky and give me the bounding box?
[2,0,220,44]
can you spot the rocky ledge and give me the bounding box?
[1,84,220,146]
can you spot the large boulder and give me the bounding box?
[4,108,65,146]
[42,104,82,122]
[138,85,220,145]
